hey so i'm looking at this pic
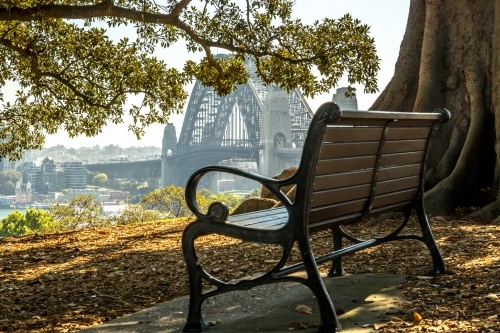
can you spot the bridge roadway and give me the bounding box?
[85,148,302,184]
[86,159,161,180]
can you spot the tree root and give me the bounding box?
[466,200,500,220]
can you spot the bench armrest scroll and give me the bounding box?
[185,165,292,221]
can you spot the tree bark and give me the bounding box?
[374,0,498,216]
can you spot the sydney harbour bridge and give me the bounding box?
[161,56,314,187]
[87,56,330,187]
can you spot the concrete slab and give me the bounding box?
[79,274,408,333]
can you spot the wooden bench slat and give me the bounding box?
[386,126,432,140]
[316,151,425,175]
[323,127,383,143]
[232,217,287,229]
[309,188,418,223]
[324,126,432,143]
[308,200,414,231]
[311,175,420,208]
[228,207,285,223]
[376,175,420,195]
[313,164,422,191]
[309,199,367,223]
[381,151,425,167]
[334,118,436,128]
[319,139,427,159]
[228,208,288,230]
[372,188,418,209]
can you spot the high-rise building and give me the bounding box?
[35,157,65,193]
[60,161,87,189]
[16,161,41,187]
[0,157,16,171]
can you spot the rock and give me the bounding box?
[261,167,298,200]
[231,198,278,215]
[232,167,298,215]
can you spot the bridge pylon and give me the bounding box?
[161,123,181,187]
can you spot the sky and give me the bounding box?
[5,0,410,149]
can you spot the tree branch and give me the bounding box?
[0,1,178,24]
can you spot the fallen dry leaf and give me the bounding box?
[413,311,423,325]
[294,305,312,314]
[289,321,308,330]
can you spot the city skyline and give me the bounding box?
[2,1,410,149]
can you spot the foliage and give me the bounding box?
[208,192,245,213]
[141,185,244,217]
[0,0,379,159]
[92,173,108,187]
[141,185,191,218]
[2,181,15,195]
[112,180,132,191]
[114,204,165,225]
[49,194,109,229]
[0,169,22,195]
[87,170,98,184]
[245,188,261,199]
[0,208,57,237]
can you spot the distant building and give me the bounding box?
[218,179,235,192]
[331,87,358,111]
[35,157,65,193]
[15,181,32,204]
[17,161,41,186]
[147,177,161,189]
[0,157,16,171]
[104,144,123,156]
[60,161,87,189]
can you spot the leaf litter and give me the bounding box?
[0,215,499,332]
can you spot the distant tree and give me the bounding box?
[1,181,16,195]
[50,195,108,229]
[245,188,262,199]
[141,186,244,218]
[0,1,378,159]
[113,180,132,191]
[0,170,22,186]
[0,209,57,237]
[87,170,98,184]
[209,193,245,213]
[115,205,165,225]
[92,173,108,187]
[141,185,191,218]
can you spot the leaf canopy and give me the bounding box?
[0,0,379,158]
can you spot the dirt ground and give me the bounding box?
[1,215,499,332]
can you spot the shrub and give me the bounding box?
[115,205,165,225]
[0,209,57,237]
[50,195,110,229]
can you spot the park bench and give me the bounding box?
[181,102,450,332]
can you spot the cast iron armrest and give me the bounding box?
[185,165,295,222]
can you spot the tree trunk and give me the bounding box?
[373,0,498,216]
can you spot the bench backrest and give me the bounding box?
[294,102,450,231]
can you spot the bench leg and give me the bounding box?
[415,202,446,275]
[182,225,208,332]
[328,226,346,277]
[299,238,342,332]
[183,275,208,332]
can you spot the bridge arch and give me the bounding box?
[164,57,313,187]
